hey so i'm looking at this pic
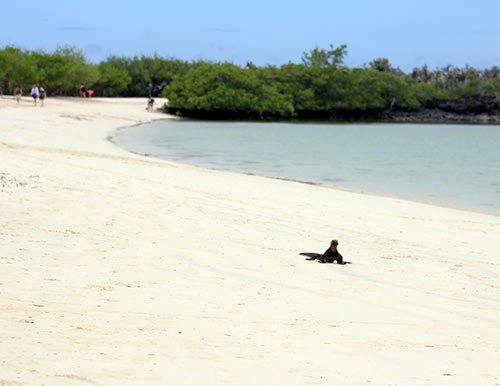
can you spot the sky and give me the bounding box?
[2,0,500,71]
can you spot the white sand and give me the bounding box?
[1,96,499,386]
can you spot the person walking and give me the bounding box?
[13,85,22,104]
[39,87,46,107]
[29,84,39,106]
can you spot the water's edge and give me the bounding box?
[109,121,500,218]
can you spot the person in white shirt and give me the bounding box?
[29,84,39,106]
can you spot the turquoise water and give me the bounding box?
[114,120,500,216]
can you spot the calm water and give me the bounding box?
[114,120,500,216]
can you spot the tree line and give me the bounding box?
[0,45,189,97]
[1,44,500,119]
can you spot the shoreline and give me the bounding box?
[113,142,500,218]
[110,121,500,218]
[1,97,499,386]
[164,106,500,124]
[4,95,500,124]
[387,108,500,124]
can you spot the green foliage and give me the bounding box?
[0,45,98,95]
[301,44,348,68]
[0,46,39,93]
[112,55,189,97]
[35,47,99,95]
[1,43,499,119]
[483,78,500,106]
[408,80,438,105]
[164,62,294,118]
[97,58,131,96]
[164,62,421,118]
[0,46,187,97]
[369,57,404,77]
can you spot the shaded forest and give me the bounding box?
[2,44,500,121]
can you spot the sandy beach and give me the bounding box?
[1,96,499,386]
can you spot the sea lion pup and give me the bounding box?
[303,240,345,264]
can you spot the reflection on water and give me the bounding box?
[114,120,500,216]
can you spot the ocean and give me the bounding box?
[113,120,500,216]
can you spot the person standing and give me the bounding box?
[13,85,22,104]
[146,97,155,112]
[29,84,39,106]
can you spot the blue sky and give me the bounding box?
[2,0,500,71]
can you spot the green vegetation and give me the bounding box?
[1,44,500,120]
[0,46,188,98]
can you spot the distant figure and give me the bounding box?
[86,89,94,98]
[301,239,346,264]
[29,84,39,106]
[13,85,22,104]
[39,87,46,107]
[146,97,155,112]
[79,84,87,98]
